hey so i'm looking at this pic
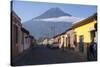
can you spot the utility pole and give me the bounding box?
[50,23,55,37]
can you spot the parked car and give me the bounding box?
[47,44,59,49]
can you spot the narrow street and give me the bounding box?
[12,45,87,66]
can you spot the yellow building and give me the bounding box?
[72,13,97,47]
[51,13,97,50]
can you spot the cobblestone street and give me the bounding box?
[12,45,88,66]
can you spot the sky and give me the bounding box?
[11,1,97,23]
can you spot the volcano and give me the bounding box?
[23,7,80,39]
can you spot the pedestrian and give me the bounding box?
[89,38,97,61]
[79,36,84,53]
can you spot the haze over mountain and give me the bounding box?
[23,7,81,39]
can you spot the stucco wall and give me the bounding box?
[74,20,96,43]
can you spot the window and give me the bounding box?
[15,25,18,43]
[90,30,95,41]
[74,34,77,46]
[14,24,18,44]
[94,23,97,31]
[79,35,84,42]
[22,32,24,44]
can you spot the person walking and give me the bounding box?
[89,38,97,61]
[79,36,84,53]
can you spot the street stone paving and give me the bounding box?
[12,45,88,66]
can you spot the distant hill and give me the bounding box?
[34,7,72,19]
[23,7,80,39]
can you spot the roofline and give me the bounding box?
[53,31,66,38]
[21,27,29,34]
[11,10,21,21]
[72,13,97,29]
[52,13,97,39]
[29,35,34,39]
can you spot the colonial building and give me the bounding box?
[52,28,76,49]
[53,34,61,45]
[57,28,76,49]
[51,13,97,51]
[64,28,76,49]
[72,13,97,52]
[52,32,65,48]
[29,35,35,47]
[42,38,50,45]
[21,27,30,50]
[11,11,22,58]
[11,11,35,59]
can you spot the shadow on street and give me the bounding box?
[12,45,88,66]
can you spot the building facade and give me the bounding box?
[66,28,76,49]
[72,13,97,52]
[21,27,30,50]
[51,13,97,51]
[11,11,35,59]
[11,11,22,58]
[29,35,34,47]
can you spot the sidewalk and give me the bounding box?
[11,47,33,66]
[60,48,87,60]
